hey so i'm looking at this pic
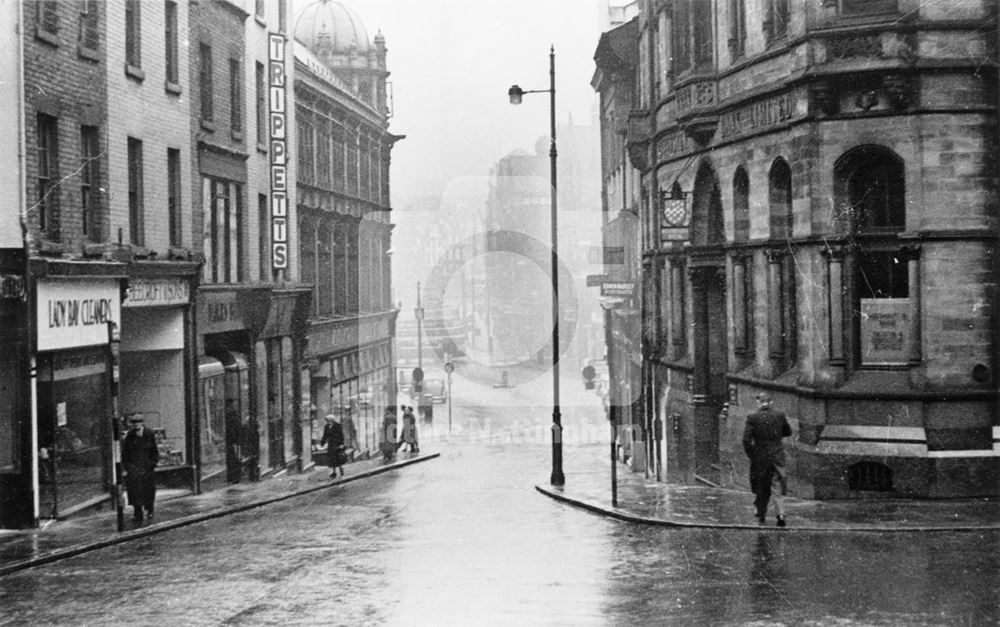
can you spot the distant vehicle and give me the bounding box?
[413,378,446,405]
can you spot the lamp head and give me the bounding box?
[508,85,524,105]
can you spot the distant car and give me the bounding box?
[413,378,446,404]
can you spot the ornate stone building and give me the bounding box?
[620,0,997,498]
[292,0,401,456]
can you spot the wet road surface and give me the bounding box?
[1,375,998,625]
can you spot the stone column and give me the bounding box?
[823,246,845,365]
[766,250,785,359]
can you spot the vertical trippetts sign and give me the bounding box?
[269,33,288,271]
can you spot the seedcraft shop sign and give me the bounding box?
[37,279,121,351]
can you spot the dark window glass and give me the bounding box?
[256,62,267,145]
[165,1,178,84]
[79,1,99,52]
[38,1,59,36]
[729,0,746,58]
[857,250,908,299]
[769,159,793,240]
[127,137,144,245]
[849,161,905,232]
[733,167,749,242]
[36,113,59,238]
[125,0,141,67]
[167,148,181,247]
[765,0,789,43]
[672,0,691,72]
[199,43,214,122]
[693,0,713,67]
[229,58,242,133]
[81,126,101,240]
[259,194,270,281]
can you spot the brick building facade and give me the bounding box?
[606,0,997,498]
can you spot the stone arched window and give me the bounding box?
[766,158,796,372]
[733,166,750,243]
[832,145,915,368]
[731,166,753,357]
[768,158,792,241]
[692,162,724,247]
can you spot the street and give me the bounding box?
[0,370,998,626]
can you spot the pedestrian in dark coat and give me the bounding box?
[320,414,346,478]
[122,415,159,523]
[397,406,419,453]
[742,392,792,527]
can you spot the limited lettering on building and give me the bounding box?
[718,91,796,140]
[269,33,289,271]
[37,279,121,351]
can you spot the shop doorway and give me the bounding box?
[690,163,729,471]
[218,351,254,483]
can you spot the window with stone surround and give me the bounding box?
[78,1,99,57]
[127,137,144,246]
[671,0,714,75]
[165,1,179,86]
[36,113,59,240]
[769,158,792,240]
[767,158,796,371]
[729,0,746,59]
[199,43,214,124]
[202,177,244,284]
[764,0,789,45]
[125,0,141,69]
[80,126,101,241]
[834,145,913,368]
[35,1,59,42]
[229,58,243,137]
[255,62,267,147]
[167,148,181,247]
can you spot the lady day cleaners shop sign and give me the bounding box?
[36,279,121,351]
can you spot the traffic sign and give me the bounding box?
[412,367,424,383]
[444,362,454,375]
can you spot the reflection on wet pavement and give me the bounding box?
[0,375,997,625]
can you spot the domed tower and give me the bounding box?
[292,0,389,116]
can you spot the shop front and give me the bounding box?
[196,286,270,489]
[34,276,122,518]
[307,313,397,463]
[258,287,312,474]
[120,271,198,490]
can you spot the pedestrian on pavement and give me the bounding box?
[397,406,419,453]
[320,414,346,478]
[122,415,159,523]
[380,408,398,462]
[341,412,358,461]
[742,392,792,527]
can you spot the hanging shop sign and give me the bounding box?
[269,33,289,271]
[36,279,121,351]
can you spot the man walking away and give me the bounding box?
[122,415,159,523]
[743,392,792,527]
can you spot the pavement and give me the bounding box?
[0,451,439,577]
[539,445,1000,533]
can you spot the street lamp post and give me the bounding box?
[509,46,564,486]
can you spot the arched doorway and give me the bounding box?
[689,162,728,472]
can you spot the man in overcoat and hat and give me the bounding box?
[742,392,792,527]
[122,414,159,523]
